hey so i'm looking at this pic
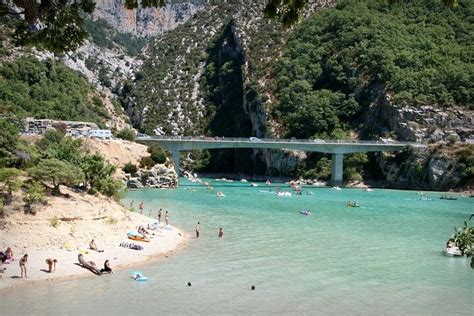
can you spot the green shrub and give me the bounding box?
[345,168,363,182]
[23,180,47,213]
[302,157,332,180]
[122,162,138,174]
[139,156,155,169]
[115,128,136,141]
[97,177,123,200]
[447,135,457,145]
[148,144,167,164]
[465,166,474,178]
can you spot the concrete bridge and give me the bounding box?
[136,136,425,185]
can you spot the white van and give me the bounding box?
[89,129,112,139]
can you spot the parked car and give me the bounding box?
[137,133,151,139]
[250,137,262,142]
[312,139,325,144]
[89,129,112,139]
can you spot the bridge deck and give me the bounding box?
[136,136,424,154]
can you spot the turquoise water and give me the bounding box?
[2,179,473,315]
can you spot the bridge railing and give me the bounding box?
[136,135,421,146]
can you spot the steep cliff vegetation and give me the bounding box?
[84,18,147,56]
[269,0,473,185]
[121,2,286,173]
[0,56,110,126]
[272,0,473,139]
[199,20,254,173]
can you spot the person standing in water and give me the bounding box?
[148,209,153,218]
[165,211,169,225]
[195,222,200,238]
[218,228,224,238]
[158,209,162,224]
[139,201,144,214]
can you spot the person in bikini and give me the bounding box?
[158,209,162,224]
[89,239,104,252]
[19,254,28,278]
[45,258,57,273]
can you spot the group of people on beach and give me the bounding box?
[0,238,114,280]
[130,201,170,226]
[0,247,59,279]
[131,201,225,240]
[77,254,112,276]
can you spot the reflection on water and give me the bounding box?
[2,179,473,315]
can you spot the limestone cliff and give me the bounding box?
[92,0,204,36]
[365,88,473,143]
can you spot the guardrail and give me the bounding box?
[136,135,422,146]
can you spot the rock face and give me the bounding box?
[366,89,473,143]
[92,0,204,37]
[61,42,140,130]
[22,118,99,137]
[125,165,178,189]
[364,85,473,190]
[377,144,471,190]
[125,2,334,175]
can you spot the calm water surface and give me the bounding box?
[2,179,473,315]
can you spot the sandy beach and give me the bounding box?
[0,187,187,291]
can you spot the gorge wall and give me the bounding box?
[16,0,469,189]
[92,0,204,36]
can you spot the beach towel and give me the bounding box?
[63,241,75,251]
[119,242,143,251]
[78,248,90,255]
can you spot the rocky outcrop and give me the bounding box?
[364,85,473,190]
[377,144,472,190]
[92,0,204,37]
[125,165,178,189]
[367,90,473,143]
[62,42,140,130]
[22,118,99,137]
[83,138,178,188]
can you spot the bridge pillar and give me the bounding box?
[331,153,344,186]
[171,149,181,177]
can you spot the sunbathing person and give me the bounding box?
[77,254,101,275]
[5,247,14,261]
[89,239,104,252]
[138,226,151,236]
[100,260,113,274]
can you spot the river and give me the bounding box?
[2,179,473,315]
